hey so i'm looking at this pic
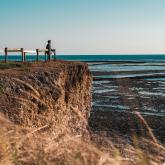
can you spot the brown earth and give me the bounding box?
[0,61,164,165]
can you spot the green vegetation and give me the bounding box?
[0,62,27,70]
[12,149,18,165]
[0,83,5,93]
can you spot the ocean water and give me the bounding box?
[1,54,165,62]
[1,54,165,116]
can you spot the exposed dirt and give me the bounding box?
[0,61,92,135]
[0,61,164,165]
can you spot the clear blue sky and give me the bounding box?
[0,0,165,54]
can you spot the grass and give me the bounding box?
[0,95,164,165]
[0,62,27,70]
[0,119,164,165]
[0,63,164,165]
[0,83,5,93]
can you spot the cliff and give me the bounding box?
[0,61,94,164]
[0,61,164,165]
[0,61,92,136]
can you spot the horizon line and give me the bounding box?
[1,53,165,56]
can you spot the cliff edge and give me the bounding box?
[0,61,92,136]
[0,61,164,165]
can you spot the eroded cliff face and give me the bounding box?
[0,62,164,165]
[0,61,92,136]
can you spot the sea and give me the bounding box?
[1,54,165,117]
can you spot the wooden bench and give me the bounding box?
[4,48,56,62]
[5,48,24,62]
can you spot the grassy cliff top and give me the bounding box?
[0,60,85,69]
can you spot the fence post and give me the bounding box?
[24,52,26,62]
[45,51,47,62]
[4,48,8,63]
[21,48,24,62]
[54,49,56,61]
[36,49,39,62]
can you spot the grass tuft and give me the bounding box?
[0,62,27,70]
[0,83,5,93]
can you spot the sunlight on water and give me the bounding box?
[138,91,165,97]
[89,64,165,72]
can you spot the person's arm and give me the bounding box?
[46,44,49,50]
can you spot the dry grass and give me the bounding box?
[0,109,164,165]
[12,78,41,97]
[0,62,164,165]
[133,111,158,144]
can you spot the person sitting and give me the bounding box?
[46,40,53,61]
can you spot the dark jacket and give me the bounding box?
[46,43,51,55]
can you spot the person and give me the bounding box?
[46,40,53,61]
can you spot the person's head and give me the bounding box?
[48,40,51,44]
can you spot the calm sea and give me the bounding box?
[0,54,165,62]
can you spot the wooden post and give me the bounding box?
[45,51,47,62]
[54,49,56,61]
[24,52,26,62]
[21,48,24,62]
[4,48,8,63]
[36,49,39,62]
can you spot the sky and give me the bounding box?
[0,0,165,55]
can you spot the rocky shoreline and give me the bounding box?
[90,69,165,143]
[89,109,165,143]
